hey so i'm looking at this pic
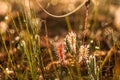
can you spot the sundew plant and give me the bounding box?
[0,0,120,80]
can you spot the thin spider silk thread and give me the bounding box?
[36,0,88,18]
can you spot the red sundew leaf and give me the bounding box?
[56,42,66,66]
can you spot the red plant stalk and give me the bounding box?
[83,0,90,45]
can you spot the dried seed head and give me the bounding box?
[79,45,89,62]
[0,21,8,34]
[65,31,76,53]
